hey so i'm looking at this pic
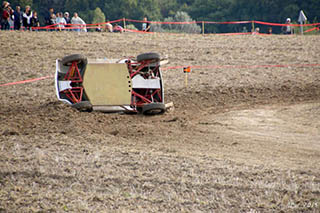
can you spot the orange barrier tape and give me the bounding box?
[304,27,320,33]
[162,63,320,71]
[210,32,253,35]
[1,63,320,87]
[0,76,53,87]
[125,29,254,36]
[26,18,320,31]
[126,19,198,25]
[202,20,251,24]
[126,18,320,27]
[254,20,320,27]
[33,19,122,31]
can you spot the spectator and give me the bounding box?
[113,23,124,33]
[13,5,22,30]
[31,11,40,30]
[0,3,2,28]
[8,8,13,29]
[96,24,102,32]
[267,27,272,34]
[105,21,113,32]
[242,26,248,33]
[56,12,66,31]
[64,12,71,29]
[22,5,33,30]
[45,8,54,26]
[1,1,13,30]
[142,17,150,32]
[50,13,56,26]
[71,12,86,32]
[282,18,293,34]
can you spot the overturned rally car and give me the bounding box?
[55,53,166,115]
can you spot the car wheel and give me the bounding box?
[137,52,160,63]
[72,101,92,112]
[142,103,165,115]
[62,54,88,66]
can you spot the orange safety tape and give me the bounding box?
[162,63,320,71]
[125,29,254,36]
[0,76,53,87]
[126,18,198,25]
[126,18,320,27]
[210,32,252,35]
[33,19,122,31]
[202,20,251,24]
[1,63,319,87]
[304,27,320,33]
[28,18,320,31]
[254,20,320,27]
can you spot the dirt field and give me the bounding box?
[1,31,320,212]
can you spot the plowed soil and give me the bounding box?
[1,31,320,212]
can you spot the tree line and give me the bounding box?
[7,0,320,33]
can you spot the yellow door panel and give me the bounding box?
[83,63,132,105]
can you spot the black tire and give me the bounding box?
[62,54,87,66]
[142,103,165,115]
[137,52,160,63]
[71,101,92,112]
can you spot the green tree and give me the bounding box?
[10,0,33,8]
[92,7,106,24]
[189,0,235,33]
[136,0,161,20]
[103,0,138,21]
[155,11,201,33]
[158,0,179,18]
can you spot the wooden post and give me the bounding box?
[123,18,126,29]
[251,21,255,33]
[202,21,205,35]
[183,67,191,87]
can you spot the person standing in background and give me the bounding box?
[22,5,32,30]
[282,18,293,34]
[142,17,150,32]
[1,1,13,30]
[64,12,71,29]
[71,12,86,32]
[45,7,54,26]
[56,12,66,31]
[31,11,40,30]
[8,7,13,29]
[13,5,22,30]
